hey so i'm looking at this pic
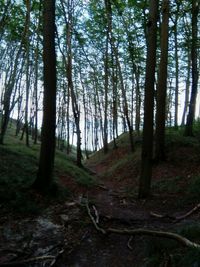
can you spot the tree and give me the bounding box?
[138,0,158,199]
[33,0,57,191]
[172,0,181,129]
[185,0,199,136]
[60,0,82,167]
[0,2,28,144]
[155,0,169,161]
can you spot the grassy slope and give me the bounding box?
[86,127,200,201]
[0,123,95,214]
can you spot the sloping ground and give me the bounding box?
[1,130,200,266]
[86,132,200,204]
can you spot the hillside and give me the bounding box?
[1,127,200,266]
[0,123,96,214]
[86,130,200,204]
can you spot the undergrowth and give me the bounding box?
[145,223,200,267]
[0,123,95,214]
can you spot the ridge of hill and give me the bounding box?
[86,129,200,202]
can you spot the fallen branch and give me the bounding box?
[150,203,200,222]
[0,255,55,267]
[92,205,99,224]
[106,228,200,249]
[175,203,200,222]
[127,236,133,250]
[85,201,106,234]
[150,211,175,220]
[86,201,200,250]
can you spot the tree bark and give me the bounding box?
[155,0,169,162]
[138,0,158,198]
[33,0,57,191]
[185,0,199,136]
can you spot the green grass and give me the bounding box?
[166,126,200,148]
[0,122,95,214]
[152,176,183,194]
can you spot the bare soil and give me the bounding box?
[1,143,200,266]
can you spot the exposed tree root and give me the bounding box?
[86,200,106,234]
[150,203,200,222]
[106,228,200,249]
[86,201,200,250]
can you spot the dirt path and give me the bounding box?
[54,169,200,267]
[1,165,200,267]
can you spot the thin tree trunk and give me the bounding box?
[174,2,180,129]
[25,0,31,147]
[181,53,191,126]
[185,0,199,136]
[33,1,42,144]
[60,0,82,166]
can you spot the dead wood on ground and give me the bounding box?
[85,201,200,250]
[150,203,200,222]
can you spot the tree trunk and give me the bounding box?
[138,0,158,199]
[103,37,109,153]
[174,2,180,129]
[33,0,57,192]
[24,0,31,147]
[155,0,169,162]
[61,0,82,166]
[185,0,199,136]
[181,53,191,126]
[33,2,42,144]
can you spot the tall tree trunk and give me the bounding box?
[185,0,199,136]
[155,0,169,161]
[61,0,82,166]
[0,52,21,144]
[174,2,180,129]
[24,0,31,147]
[135,68,141,133]
[33,1,42,144]
[33,0,57,191]
[138,0,158,199]
[111,49,118,149]
[181,52,191,126]
[103,0,111,154]
[103,35,109,153]
[113,45,135,152]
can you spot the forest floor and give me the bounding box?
[1,131,200,266]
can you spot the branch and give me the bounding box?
[150,203,200,222]
[150,211,175,220]
[92,205,99,224]
[175,203,200,222]
[106,228,200,249]
[86,201,200,250]
[85,201,106,234]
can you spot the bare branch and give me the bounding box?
[150,203,200,222]
[86,201,200,250]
